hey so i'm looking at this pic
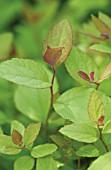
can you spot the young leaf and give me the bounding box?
[102,120,111,134]
[23,123,41,146]
[59,122,99,143]
[90,72,94,81]
[88,92,104,124]
[12,130,22,146]
[44,46,64,68]
[92,15,111,35]
[65,48,98,86]
[31,143,57,158]
[88,152,111,170]
[77,71,90,82]
[76,144,99,157]
[36,156,57,170]
[0,58,51,89]
[43,19,73,67]
[97,62,111,83]
[14,156,34,170]
[11,120,25,136]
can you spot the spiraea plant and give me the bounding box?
[1,13,111,170]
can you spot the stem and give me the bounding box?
[91,81,100,90]
[77,158,81,170]
[45,67,56,140]
[22,146,31,153]
[97,125,109,152]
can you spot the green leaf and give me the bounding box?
[59,122,99,143]
[14,156,34,170]
[91,15,111,34]
[0,135,21,155]
[65,48,98,86]
[0,33,14,59]
[23,123,41,146]
[76,144,99,157]
[102,120,111,134]
[88,91,104,123]
[43,19,73,67]
[90,44,111,54]
[97,62,111,83]
[54,87,93,123]
[0,58,51,89]
[11,120,25,136]
[88,152,111,170]
[31,143,57,158]
[36,156,58,170]
[14,86,50,123]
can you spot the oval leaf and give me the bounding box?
[23,123,41,146]
[0,58,51,89]
[43,19,73,67]
[12,130,22,146]
[88,92,104,124]
[31,143,57,158]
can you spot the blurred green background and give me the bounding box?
[0,0,111,169]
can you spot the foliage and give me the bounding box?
[1,0,111,170]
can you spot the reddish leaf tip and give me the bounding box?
[90,71,95,81]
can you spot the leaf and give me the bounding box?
[54,87,93,123]
[44,46,64,68]
[97,62,111,83]
[90,72,94,81]
[76,144,99,157]
[59,122,99,143]
[0,146,21,155]
[23,123,41,146]
[88,152,111,170]
[12,130,22,146]
[14,156,34,170]
[36,156,58,170]
[0,58,51,89]
[77,71,90,82]
[0,135,19,147]
[90,44,111,54]
[88,92,104,124]
[65,48,98,86]
[0,33,14,59]
[92,15,111,35]
[31,143,57,158]
[102,120,111,134]
[11,120,25,136]
[43,19,73,67]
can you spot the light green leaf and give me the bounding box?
[36,156,58,170]
[0,33,13,59]
[90,44,111,54]
[31,143,57,158]
[14,156,34,170]
[23,123,41,146]
[88,152,111,170]
[43,19,73,67]
[76,144,99,157]
[60,122,99,143]
[0,146,21,155]
[88,91,104,122]
[65,48,98,86]
[102,120,111,134]
[11,120,25,136]
[54,87,93,123]
[0,58,51,89]
[97,62,111,83]
[0,135,19,147]
[14,86,50,123]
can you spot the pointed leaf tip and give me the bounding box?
[44,46,64,68]
[77,71,90,82]
[90,71,94,81]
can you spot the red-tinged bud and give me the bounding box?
[77,71,90,82]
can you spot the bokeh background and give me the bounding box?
[0,0,111,169]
